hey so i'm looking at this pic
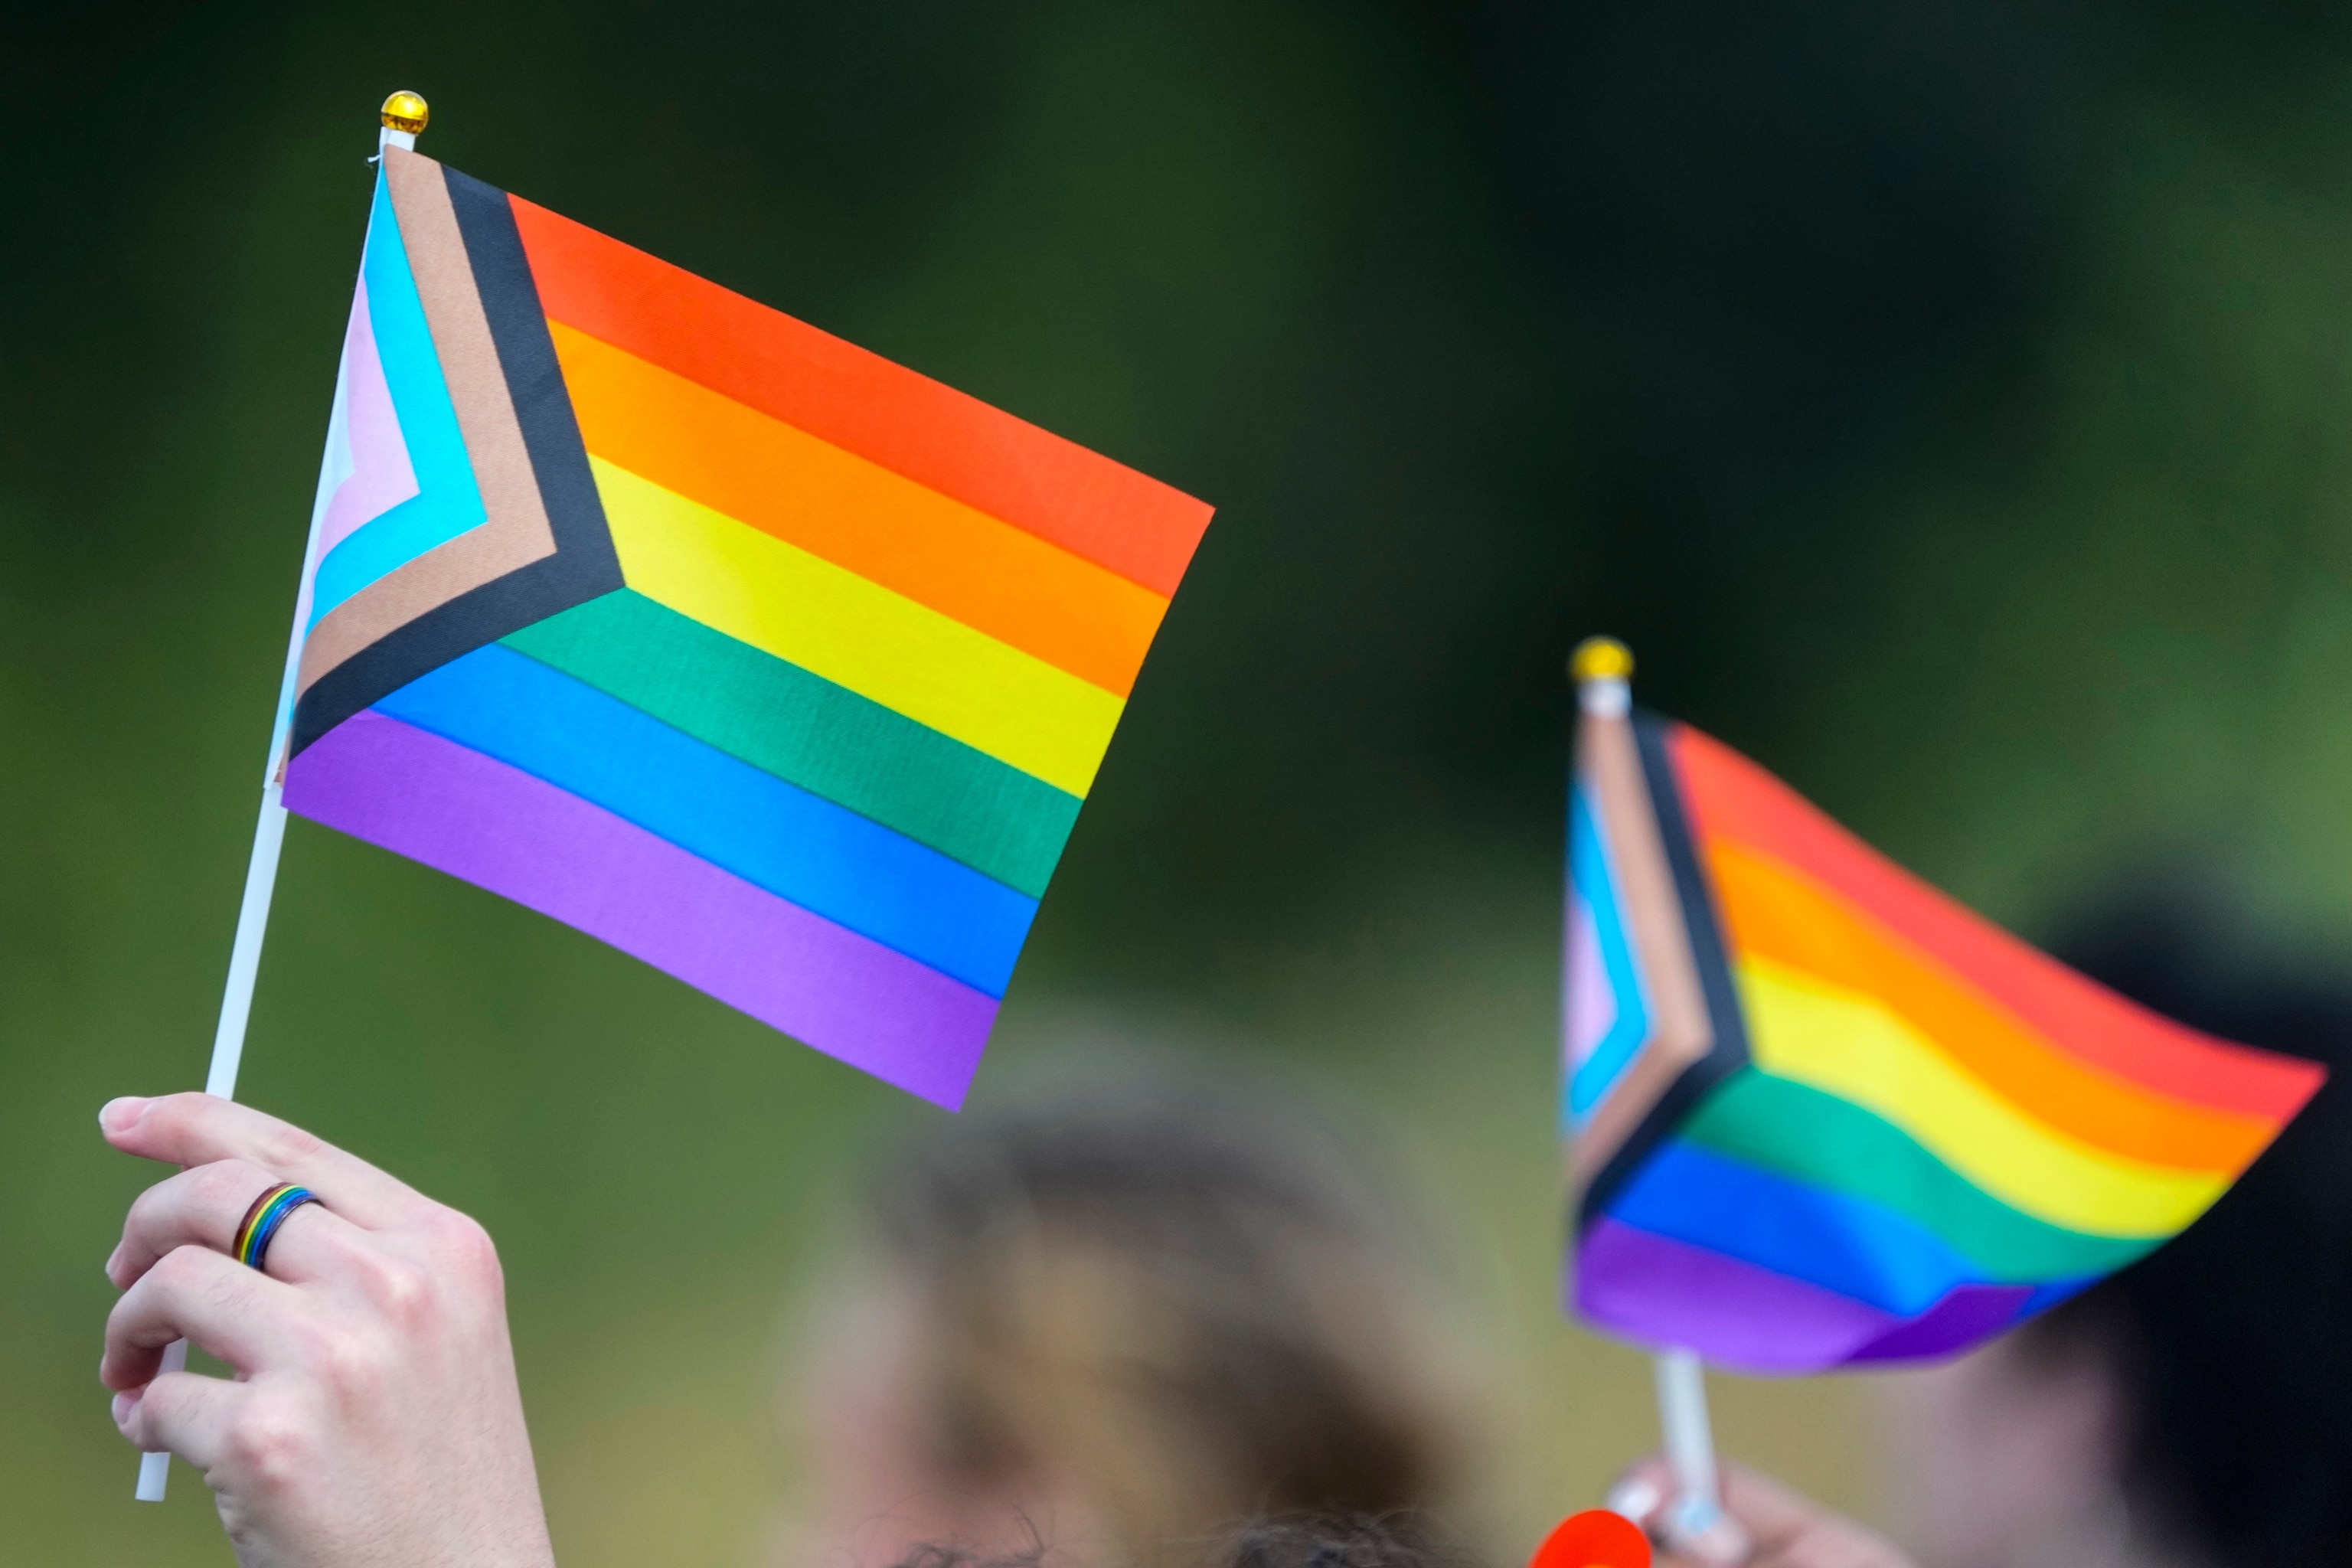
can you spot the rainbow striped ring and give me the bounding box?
[233,1183,322,1272]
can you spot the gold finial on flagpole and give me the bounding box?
[377,91,429,160]
[1570,635,1633,685]
[381,91,430,133]
[1570,635,1633,717]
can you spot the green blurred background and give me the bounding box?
[11,0,2352,1560]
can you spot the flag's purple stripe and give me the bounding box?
[1604,1138,1990,1316]
[1576,1219,2052,1371]
[283,710,995,1108]
[1574,1217,1900,1373]
[1841,1282,2037,1364]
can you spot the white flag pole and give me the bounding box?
[133,367,321,1508]
[135,88,431,1505]
[1655,1348,1721,1528]
[132,454,308,1508]
[1649,1348,1753,1561]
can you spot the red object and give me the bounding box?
[1529,1511,1651,1568]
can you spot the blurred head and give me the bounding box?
[890,1514,1476,1568]
[795,1065,1472,1568]
[1885,888,2352,1568]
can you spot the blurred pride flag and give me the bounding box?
[1563,668,2324,1371]
[278,148,1210,1109]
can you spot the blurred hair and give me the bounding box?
[1220,1516,1475,1568]
[2030,890,2352,1568]
[892,1514,1472,1568]
[866,1065,1469,1568]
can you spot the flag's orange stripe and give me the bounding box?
[550,324,1168,698]
[1669,724,2326,1122]
[1712,842,2281,1172]
[510,196,1212,597]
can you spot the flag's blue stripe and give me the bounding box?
[1568,781,1652,1120]
[1604,1138,2010,1317]
[373,643,1038,996]
[309,173,488,624]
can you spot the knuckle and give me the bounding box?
[254,1122,324,1170]
[103,1286,145,1344]
[438,1210,501,1276]
[121,1184,168,1242]
[309,1325,395,1401]
[420,1207,504,1298]
[355,1252,437,1326]
[196,1159,267,1209]
[223,1396,314,1491]
[150,1243,214,1293]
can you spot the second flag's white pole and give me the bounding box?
[1655,1348,1720,1524]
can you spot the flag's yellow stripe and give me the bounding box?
[595,456,1124,795]
[1737,953,2228,1238]
[552,322,1170,697]
[1712,844,2274,1171]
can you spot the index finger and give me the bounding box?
[100,1094,419,1228]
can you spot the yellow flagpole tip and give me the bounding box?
[381,91,430,134]
[1570,635,1635,685]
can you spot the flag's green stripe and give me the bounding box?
[500,590,1080,897]
[1680,1070,2160,1281]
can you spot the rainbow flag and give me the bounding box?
[1565,687,2324,1370]
[277,149,1210,1109]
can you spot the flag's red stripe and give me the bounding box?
[508,197,1211,597]
[1668,724,2326,1122]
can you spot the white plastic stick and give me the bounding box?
[133,652,305,1507]
[132,1341,191,1501]
[203,782,291,1100]
[136,328,342,1504]
[1655,1348,1723,1532]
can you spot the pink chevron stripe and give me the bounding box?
[318,278,420,557]
[1566,888,1616,1070]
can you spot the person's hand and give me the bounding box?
[100,1093,554,1568]
[1611,1457,1914,1568]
